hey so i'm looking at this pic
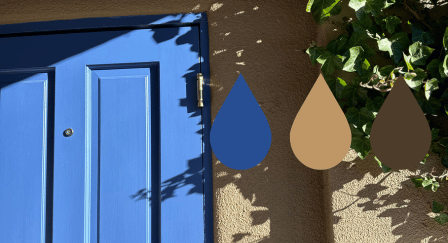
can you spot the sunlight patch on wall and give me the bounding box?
[211,2,224,11]
[191,4,200,11]
[213,49,227,55]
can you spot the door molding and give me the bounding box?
[0,12,213,243]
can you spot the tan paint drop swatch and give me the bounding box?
[290,73,351,170]
[370,74,431,170]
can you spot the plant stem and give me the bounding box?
[403,0,433,31]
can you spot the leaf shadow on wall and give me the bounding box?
[330,151,448,243]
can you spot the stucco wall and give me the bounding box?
[1,0,447,242]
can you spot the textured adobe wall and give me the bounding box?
[317,1,448,242]
[2,0,447,242]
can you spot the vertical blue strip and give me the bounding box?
[84,67,92,243]
[145,75,150,243]
[41,79,48,243]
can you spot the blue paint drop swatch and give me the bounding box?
[210,74,271,170]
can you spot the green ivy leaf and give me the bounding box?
[375,156,391,172]
[445,104,448,115]
[408,42,435,66]
[350,123,365,137]
[327,34,350,55]
[413,90,442,115]
[359,59,371,76]
[349,32,369,47]
[443,27,448,50]
[378,65,395,78]
[326,76,347,98]
[349,0,367,11]
[420,153,429,164]
[404,68,427,91]
[346,107,375,128]
[359,44,376,58]
[431,181,440,192]
[318,51,344,76]
[410,178,423,188]
[425,78,439,100]
[432,128,440,141]
[306,0,315,12]
[352,136,371,159]
[342,46,364,72]
[422,178,434,187]
[330,2,343,15]
[366,96,385,113]
[403,52,414,71]
[442,55,448,77]
[410,22,435,46]
[311,0,342,24]
[362,121,373,136]
[341,84,369,106]
[432,201,445,213]
[349,0,394,17]
[322,55,345,76]
[378,32,411,64]
[355,8,373,29]
[434,213,448,226]
[306,46,326,66]
[427,59,441,79]
[439,58,448,78]
[316,51,333,64]
[382,16,401,34]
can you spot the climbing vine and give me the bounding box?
[306,0,448,225]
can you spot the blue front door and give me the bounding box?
[0,14,208,243]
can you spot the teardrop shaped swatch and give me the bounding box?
[290,73,351,170]
[370,74,431,170]
[210,74,271,170]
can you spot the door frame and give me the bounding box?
[0,12,213,243]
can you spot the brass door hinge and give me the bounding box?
[197,73,204,108]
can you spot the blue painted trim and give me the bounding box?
[41,78,48,243]
[0,67,55,74]
[149,64,161,243]
[198,12,214,243]
[46,71,55,243]
[145,74,151,243]
[84,66,93,243]
[0,13,206,37]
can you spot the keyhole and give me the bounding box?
[63,128,73,137]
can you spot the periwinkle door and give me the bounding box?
[0,14,208,243]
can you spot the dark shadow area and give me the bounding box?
[232,233,250,242]
[131,156,204,205]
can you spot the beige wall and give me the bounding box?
[1,0,447,242]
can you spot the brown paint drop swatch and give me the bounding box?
[370,74,431,170]
[290,73,351,170]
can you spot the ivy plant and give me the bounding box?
[306,0,448,225]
